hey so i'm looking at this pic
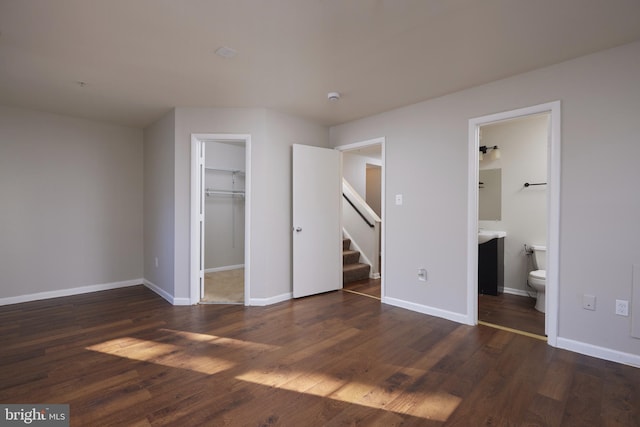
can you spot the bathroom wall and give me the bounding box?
[479,114,548,294]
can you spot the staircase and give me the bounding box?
[343,238,370,284]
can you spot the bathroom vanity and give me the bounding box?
[478,231,505,295]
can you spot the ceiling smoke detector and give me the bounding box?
[327,92,340,101]
[215,46,237,59]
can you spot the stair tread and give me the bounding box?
[343,262,370,284]
[343,263,370,271]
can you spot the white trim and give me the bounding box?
[383,296,470,325]
[0,279,143,306]
[204,264,244,274]
[468,101,561,342]
[503,287,534,297]
[144,279,191,305]
[190,136,204,304]
[249,292,291,306]
[190,134,252,306]
[335,137,386,298]
[556,337,640,368]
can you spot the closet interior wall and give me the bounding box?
[204,141,246,272]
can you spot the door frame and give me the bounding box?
[190,133,251,305]
[335,137,386,300]
[467,101,560,346]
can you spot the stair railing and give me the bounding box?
[342,193,374,228]
[342,179,381,279]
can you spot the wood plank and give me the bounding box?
[0,285,639,426]
[478,292,545,336]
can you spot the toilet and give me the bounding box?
[527,245,546,313]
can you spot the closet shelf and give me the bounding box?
[205,167,245,175]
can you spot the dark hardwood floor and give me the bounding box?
[1,285,639,426]
[343,278,381,299]
[345,280,545,338]
[478,292,546,337]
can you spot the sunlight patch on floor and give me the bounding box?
[86,337,235,375]
[237,369,461,421]
[159,329,280,351]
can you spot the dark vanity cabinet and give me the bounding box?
[478,237,504,295]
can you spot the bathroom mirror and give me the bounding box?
[479,168,501,220]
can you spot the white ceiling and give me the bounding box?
[1,1,640,129]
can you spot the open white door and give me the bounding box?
[292,144,342,298]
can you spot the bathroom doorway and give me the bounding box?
[477,114,548,337]
[468,102,561,345]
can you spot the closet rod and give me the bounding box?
[205,167,245,175]
[205,189,245,196]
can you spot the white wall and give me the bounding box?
[173,108,266,301]
[204,141,245,269]
[342,151,382,201]
[342,152,369,198]
[263,109,330,298]
[0,105,143,301]
[330,41,640,361]
[143,109,175,297]
[479,114,548,293]
[171,107,329,301]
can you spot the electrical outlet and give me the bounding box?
[155,257,159,268]
[417,268,427,282]
[615,299,629,316]
[583,294,596,311]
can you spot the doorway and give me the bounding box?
[468,102,560,346]
[477,113,549,337]
[336,137,385,301]
[190,134,251,305]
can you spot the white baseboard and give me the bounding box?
[383,296,472,325]
[249,292,291,306]
[0,278,143,306]
[204,264,244,274]
[143,279,191,306]
[556,337,640,368]
[503,287,534,297]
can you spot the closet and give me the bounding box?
[202,140,246,303]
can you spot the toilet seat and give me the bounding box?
[528,269,546,313]
[529,269,546,283]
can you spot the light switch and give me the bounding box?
[395,194,403,205]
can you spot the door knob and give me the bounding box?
[295,227,302,232]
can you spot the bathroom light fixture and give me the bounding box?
[479,145,500,160]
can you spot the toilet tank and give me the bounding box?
[530,245,547,270]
